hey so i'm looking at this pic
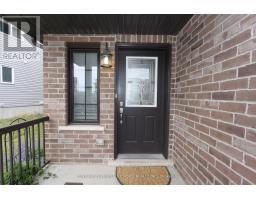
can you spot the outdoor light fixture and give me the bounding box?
[101,42,112,68]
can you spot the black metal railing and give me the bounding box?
[0,116,49,184]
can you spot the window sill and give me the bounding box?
[0,81,15,85]
[58,125,104,131]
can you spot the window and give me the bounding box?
[1,66,14,84]
[69,47,100,124]
[0,21,9,35]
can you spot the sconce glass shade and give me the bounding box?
[101,43,112,68]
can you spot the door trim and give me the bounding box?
[114,43,171,159]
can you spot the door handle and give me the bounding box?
[120,101,124,107]
[119,101,124,124]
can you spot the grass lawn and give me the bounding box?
[0,113,44,128]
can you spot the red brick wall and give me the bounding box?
[174,14,256,184]
[43,34,176,163]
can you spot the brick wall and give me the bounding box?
[174,14,256,184]
[43,34,176,164]
[43,15,256,184]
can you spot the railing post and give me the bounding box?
[17,129,22,178]
[31,125,36,168]
[4,134,8,172]
[0,133,4,185]
[9,132,14,184]
[38,123,41,168]
[25,127,29,169]
[42,122,46,165]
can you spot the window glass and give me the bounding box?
[73,53,86,120]
[0,21,9,34]
[72,51,98,123]
[2,66,13,83]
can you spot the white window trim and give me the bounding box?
[125,56,158,108]
[0,65,15,84]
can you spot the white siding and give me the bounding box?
[0,32,43,107]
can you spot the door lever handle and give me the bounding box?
[119,103,124,124]
[120,113,123,124]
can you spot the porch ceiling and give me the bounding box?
[1,14,192,41]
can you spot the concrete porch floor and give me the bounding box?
[37,163,185,185]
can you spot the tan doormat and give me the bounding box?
[116,166,171,185]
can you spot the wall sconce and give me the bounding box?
[101,43,112,68]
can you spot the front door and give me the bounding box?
[116,44,170,155]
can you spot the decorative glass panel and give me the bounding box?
[126,57,158,107]
[2,66,13,83]
[72,52,98,122]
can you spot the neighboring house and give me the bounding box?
[0,19,43,119]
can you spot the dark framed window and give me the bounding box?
[68,44,100,124]
[0,21,9,35]
[1,66,14,84]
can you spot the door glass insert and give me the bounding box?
[126,56,158,107]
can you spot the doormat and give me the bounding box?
[116,166,171,185]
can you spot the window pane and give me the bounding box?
[2,23,9,34]
[85,53,98,105]
[72,51,98,122]
[73,53,86,121]
[86,53,97,70]
[86,105,98,120]
[74,104,85,120]
[85,69,98,87]
[126,57,158,107]
[85,53,98,87]
[86,87,97,104]
[2,67,13,83]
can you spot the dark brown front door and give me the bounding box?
[116,44,170,155]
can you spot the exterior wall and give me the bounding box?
[43,34,176,163]
[0,32,43,108]
[174,14,256,184]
